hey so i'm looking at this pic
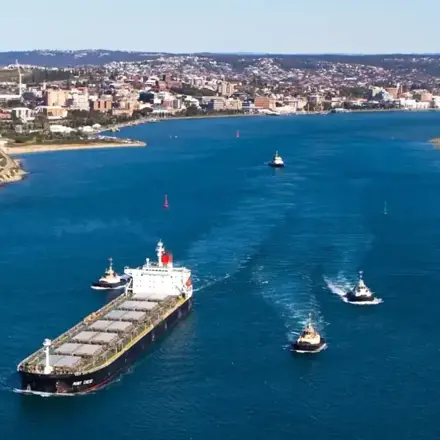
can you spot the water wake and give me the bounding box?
[184,178,297,291]
[324,275,383,305]
[252,264,328,342]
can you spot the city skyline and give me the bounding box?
[1,0,440,54]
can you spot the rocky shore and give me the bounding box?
[0,148,27,186]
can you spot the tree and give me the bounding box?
[184,105,201,116]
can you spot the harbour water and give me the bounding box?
[1,112,440,439]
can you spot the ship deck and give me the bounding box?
[18,287,185,376]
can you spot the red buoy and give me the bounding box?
[164,194,169,209]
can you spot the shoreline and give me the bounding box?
[0,149,27,186]
[100,108,440,133]
[98,112,260,133]
[3,140,146,156]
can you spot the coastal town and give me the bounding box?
[1,50,440,184]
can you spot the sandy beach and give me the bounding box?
[3,140,146,155]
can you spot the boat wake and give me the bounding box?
[13,388,80,397]
[192,273,231,292]
[185,179,297,291]
[324,275,383,305]
[252,264,328,342]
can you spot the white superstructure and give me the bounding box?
[124,240,193,300]
[270,151,284,166]
[349,271,373,299]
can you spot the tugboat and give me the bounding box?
[268,151,285,168]
[91,258,130,290]
[291,314,327,353]
[344,271,376,304]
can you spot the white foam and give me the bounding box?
[345,298,383,306]
[13,388,79,397]
[324,275,383,305]
[292,343,328,354]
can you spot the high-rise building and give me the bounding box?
[217,81,235,97]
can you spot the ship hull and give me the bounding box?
[291,339,327,353]
[268,162,284,168]
[345,292,375,303]
[18,298,192,395]
[91,276,130,290]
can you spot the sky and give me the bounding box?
[1,0,439,54]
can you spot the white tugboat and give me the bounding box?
[268,151,285,168]
[291,314,327,353]
[91,258,130,290]
[344,271,379,304]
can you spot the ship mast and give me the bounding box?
[43,339,53,374]
[156,240,165,267]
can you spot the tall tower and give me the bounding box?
[15,60,23,97]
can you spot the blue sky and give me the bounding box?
[1,0,439,53]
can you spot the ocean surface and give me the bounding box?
[1,112,440,439]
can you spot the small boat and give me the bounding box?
[91,258,130,290]
[291,314,326,353]
[344,271,377,304]
[268,151,285,168]
[164,194,169,209]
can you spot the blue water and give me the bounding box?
[1,112,440,439]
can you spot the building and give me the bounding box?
[35,106,68,120]
[11,107,34,122]
[414,91,433,102]
[68,90,90,111]
[217,81,235,97]
[242,101,255,112]
[44,89,68,107]
[385,87,399,99]
[49,125,75,134]
[207,98,226,111]
[172,99,182,110]
[254,96,276,110]
[225,99,242,111]
[93,96,113,112]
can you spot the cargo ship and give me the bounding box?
[16,240,193,395]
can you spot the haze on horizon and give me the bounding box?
[1,0,440,54]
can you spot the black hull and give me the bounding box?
[91,277,130,290]
[291,338,326,353]
[18,298,192,395]
[345,292,375,303]
[268,163,284,168]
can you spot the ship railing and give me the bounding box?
[21,296,183,375]
[19,288,135,371]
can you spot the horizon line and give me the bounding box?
[1,49,440,56]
